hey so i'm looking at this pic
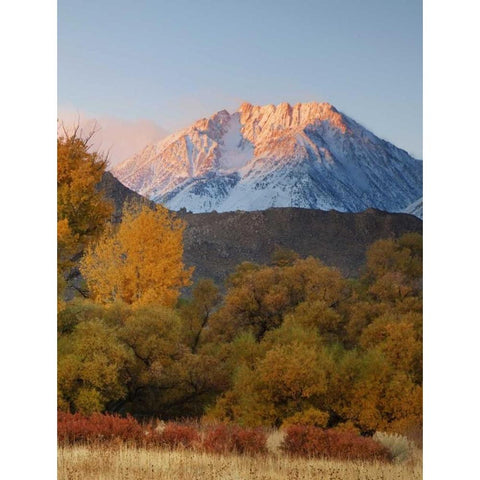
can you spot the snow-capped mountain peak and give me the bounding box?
[112,102,422,214]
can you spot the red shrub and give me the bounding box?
[156,422,200,448]
[203,424,267,455]
[58,412,147,445]
[203,424,230,453]
[58,413,268,455]
[231,427,267,455]
[281,425,392,462]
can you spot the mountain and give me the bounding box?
[403,197,423,219]
[112,101,422,214]
[99,172,422,286]
[179,208,422,285]
[97,171,153,221]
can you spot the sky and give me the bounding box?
[58,0,422,166]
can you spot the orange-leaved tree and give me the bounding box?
[80,202,193,307]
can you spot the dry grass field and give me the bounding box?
[58,444,422,480]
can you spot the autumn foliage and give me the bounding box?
[58,413,265,455]
[59,236,422,436]
[58,412,146,445]
[57,413,393,463]
[206,236,422,436]
[57,134,422,444]
[80,202,192,307]
[156,422,201,448]
[58,413,199,449]
[203,424,267,455]
[281,425,392,462]
[57,128,113,299]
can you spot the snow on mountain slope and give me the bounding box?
[403,197,423,219]
[218,113,254,172]
[112,102,422,214]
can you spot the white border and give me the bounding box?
[424,0,480,478]
[1,1,57,477]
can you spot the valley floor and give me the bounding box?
[58,444,422,480]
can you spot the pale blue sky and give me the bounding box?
[58,0,422,161]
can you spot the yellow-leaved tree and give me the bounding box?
[80,202,193,307]
[57,126,113,300]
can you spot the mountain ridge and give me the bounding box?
[98,173,422,288]
[112,101,422,215]
[179,206,422,286]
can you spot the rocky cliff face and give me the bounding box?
[112,101,422,215]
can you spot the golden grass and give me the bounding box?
[58,444,422,480]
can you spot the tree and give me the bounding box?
[80,202,193,307]
[343,233,423,345]
[58,318,132,414]
[179,279,221,353]
[209,338,333,427]
[57,127,113,298]
[287,300,343,341]
[327,348,422,434]
[270,246,300,267]
[365,233,422,291]
[359,311,422,382]
[213,257,346,341]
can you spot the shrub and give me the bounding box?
[373,431,414,463]
[73,388,103,416]
[331,420,361,435]
[203,424,229,453]
[156,422,200,449]
[282,408,329,428]
[58,412,147,445]
[203,424,267,455]
[281,425,392,462]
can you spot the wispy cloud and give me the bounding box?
[57,107,169,168]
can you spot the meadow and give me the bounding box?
[57,414,421,480]
[58,443,422,480]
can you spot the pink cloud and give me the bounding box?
[57,108,169,168]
